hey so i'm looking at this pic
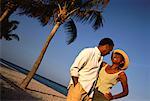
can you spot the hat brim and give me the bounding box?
[113,49,129,70]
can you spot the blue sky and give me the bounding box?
[1,0,150,100]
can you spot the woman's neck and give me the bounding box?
[111,64,120,70]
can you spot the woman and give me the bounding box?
[93,49,129,101]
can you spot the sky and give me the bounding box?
[1,0,150,101]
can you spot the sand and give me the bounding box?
[0,64,66,101]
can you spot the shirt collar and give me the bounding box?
[95,47,101,57]
[95,47,103,64]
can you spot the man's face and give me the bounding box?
[101,44,113,56]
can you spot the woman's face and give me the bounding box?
[111,53,124,64]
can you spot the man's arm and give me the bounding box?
[70,49,90,86]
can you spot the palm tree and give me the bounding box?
[0,0,16,22]
[0,0,19,40]
[0,0,44,41]
[0,0,40,22]
[19,0,110,89]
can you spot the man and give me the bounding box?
[67,38,114,101]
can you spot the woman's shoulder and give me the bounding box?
[118,71,127,80]
[118,71,126,75]
[101,61,109,67]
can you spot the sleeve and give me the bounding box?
[70,49,90,77]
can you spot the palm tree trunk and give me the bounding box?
[20,22,61,89]
[0,9,10,22]
[0,0,18,22]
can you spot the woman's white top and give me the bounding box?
[96,64,122,94]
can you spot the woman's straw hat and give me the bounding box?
[113,49,129,70]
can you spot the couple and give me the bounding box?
[67,38,129,101]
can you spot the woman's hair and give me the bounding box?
[111,52,125,69]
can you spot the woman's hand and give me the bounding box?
[104,93,113,100]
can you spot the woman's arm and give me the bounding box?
[112,72,129,99]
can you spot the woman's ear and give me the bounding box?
[119,61,125,68]
[120,61,125,64]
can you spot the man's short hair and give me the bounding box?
[99,38,114,46]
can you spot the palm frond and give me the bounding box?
[1,18,20,41]
[81,0,103,9]
[74,9,103,30]
[89,10,103,30]
[18,0,57,26]
[9,20,19,31]
[102,0,110,10]
[9,34,20,41]
[64,19,77,45]
[0,33,20,41]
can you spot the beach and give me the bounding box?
[0,64,66,101]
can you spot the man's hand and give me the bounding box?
[72,76,78,87]
[104,93,113,100]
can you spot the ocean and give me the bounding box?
[0,58,68,96]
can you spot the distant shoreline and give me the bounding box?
[0,58,68,96]
[0,63,66,101]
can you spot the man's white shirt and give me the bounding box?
[68,47,103,97]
